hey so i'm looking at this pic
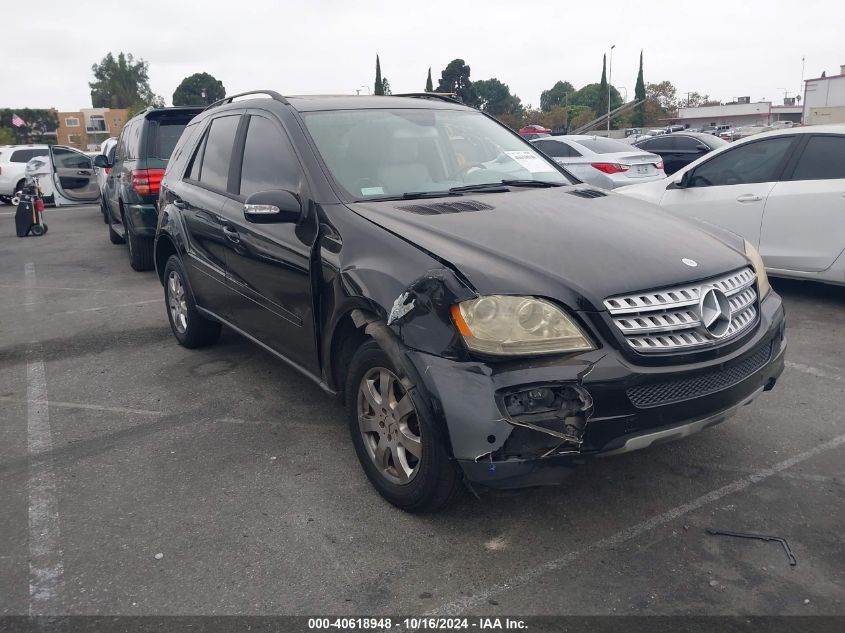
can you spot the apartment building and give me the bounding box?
[57,107,129,150]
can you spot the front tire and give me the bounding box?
[163,255,221,348]
[345,340,461,512]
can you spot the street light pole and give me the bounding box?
[608,44,616,133]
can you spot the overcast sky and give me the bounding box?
[2,0,841,113]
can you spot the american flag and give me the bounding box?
[11,113,26,127]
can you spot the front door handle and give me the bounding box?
[736,194,762,203]
[223,226,240,244]
[77,170,92,176]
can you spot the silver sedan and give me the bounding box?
[531,135,666,189]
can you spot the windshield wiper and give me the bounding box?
[499,179,565,188]
[448,183,510,193]
[448,180,565,194]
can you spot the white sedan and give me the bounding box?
[617,125,845,285]
[530,135,665,190]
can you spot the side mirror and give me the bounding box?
[243,189,302,224]
[93,154,109,168]
[667,171,691,190]
[695,144,710,152]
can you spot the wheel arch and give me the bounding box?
[154,233,178,284]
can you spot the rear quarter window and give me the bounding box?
[147,116,197,160]
[10,148,49,163]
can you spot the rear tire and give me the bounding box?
[345,340,461,512]
[126,224,154,271]
[163,255,221,348]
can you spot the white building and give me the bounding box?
[674,99,799,129]
[803,65,845,126]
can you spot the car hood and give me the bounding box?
[348,187,749,312]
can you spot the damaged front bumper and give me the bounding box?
[404,292,786,489]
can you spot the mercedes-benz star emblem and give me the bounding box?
[699,287,732,338]
[682,258,698,267]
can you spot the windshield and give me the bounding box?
[301,108,572,200]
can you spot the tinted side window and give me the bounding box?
[535,140,569,158]
[238,115,301,197]
[114,127,128,161]
[647,136,675,150]
[52,147,92,169]
[790,136,845,181]
[129,121,143,159]
[198,115,240,192]
[690,137,793,187]
[674,136,702,150]
[186,130,207,182]
[10,149,48,163]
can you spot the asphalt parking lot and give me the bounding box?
[1,203,843,618]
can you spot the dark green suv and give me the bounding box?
[101,106,202,270]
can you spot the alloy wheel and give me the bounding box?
[357,367,422,485]
[167,270,188,334]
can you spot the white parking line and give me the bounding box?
[785,361,842,382]
[0,396,338,431]
[50,299,161,316]
[0,283,160,295]
[428,431,845,616]
[24,263,65,615]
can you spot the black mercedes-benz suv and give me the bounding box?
[154,91,785,512]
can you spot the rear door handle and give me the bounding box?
[77,170,92,175]
[736,194,762,203]
[223,226,240,244]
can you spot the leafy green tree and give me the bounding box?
[425,67,433,92]
[0,109,59,143]
[374,55,384,96]
[597,54,609,120]
[644,80,678,123]
[90,52,162,110]
[540,81,574,112]
[569,83,622,113]
[0,127,15,144]
[680,92,712,108]
[172,72,225,106]
[632,50,646,127]
[381,77,392,95]
[473,78,523,116]
[436,59,477,105]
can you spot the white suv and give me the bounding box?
[0,144,50,204]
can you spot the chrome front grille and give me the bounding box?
[604,268,758,352]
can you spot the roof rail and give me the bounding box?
[203,90,289,111]
[395,92,464,105]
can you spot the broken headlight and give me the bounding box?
[744,239,771,298]
[450,295,594,356]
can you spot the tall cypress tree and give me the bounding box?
[374,55,384,96]
[597,54,608,119]
[632,50,646,127]
[425,67,433,92]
